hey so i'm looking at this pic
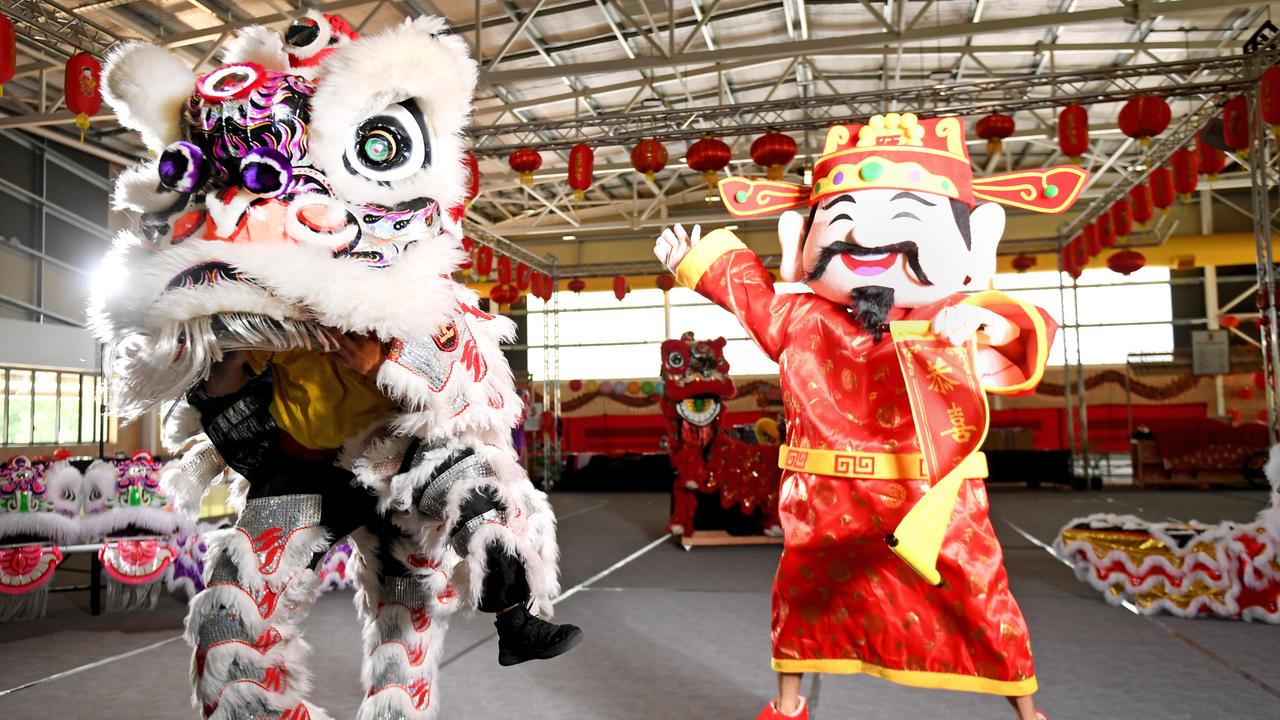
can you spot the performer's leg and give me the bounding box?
[450,485,582,666]
[755,672,807,720]
[1006,694,1040,720]
[352,517,445,720]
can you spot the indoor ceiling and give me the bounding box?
[2,0,1276,259]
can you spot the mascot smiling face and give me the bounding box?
[720,113,1088,328]
[91,16,478,418]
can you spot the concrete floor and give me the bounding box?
[1,487,1277,720]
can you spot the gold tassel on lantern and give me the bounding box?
[75,113,90,143]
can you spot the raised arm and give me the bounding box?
[655,223,802,362]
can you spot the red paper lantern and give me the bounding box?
[1082,223,1101,257]
[458,237,474,271]
[515,263,531,291]
[1149,166,1175,212]
[0,15,14,98]
[1221,315,1241,329]
[975,112,1015,156]
[1097,213,1116,250]
[65,52,102,142]
[1261,67,1280,136]
[463,154,480,207]
[612,275,628,301]
[1196,132,1226,179]
[1071,236,1088,266]
[1118,94,1171,146]
[1058,104,1089,163]
[655,274,676,292]
[509,147,542,185]
[750,130,797,180]
[1011,254,1036,273]
[475,245,494,277]
[530,271,545,300]
[631,139,668,181]
[1063,242,1082,279]
[1258,409,1270,424]
[568,278,586,294]
[1222,95,1250,157]
[568,144,593,199]
[1254,370,1267,390]
[1111,197,1133,239]
[569,379,583,392]
[1237,385,1255,400]
[1170,146,1199,200]
[1107,250,1146,276]
[1129,183,1153,226]
[545,277,558,299]
[686,136,732,189]
[489,283,521,308]
[496,255,512,285]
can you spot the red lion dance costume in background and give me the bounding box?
[656,112,1087,720]
[661,333,781,536]
[89,12,578,720]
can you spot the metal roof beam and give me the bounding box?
[480,0,1259,85]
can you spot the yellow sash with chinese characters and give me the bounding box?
[884,320,990,587]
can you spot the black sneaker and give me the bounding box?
[494,604,583,666]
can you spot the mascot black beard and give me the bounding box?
[89,12,580,720]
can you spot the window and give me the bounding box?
[523,267,1174,380]
[993,266,1173,366]
[1,366,112,446]
[526,287,781,380]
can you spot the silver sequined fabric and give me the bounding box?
[196,605,251,648]
[417,456,495,522]
[207,555,239,585]
[238,494,322,536]
[449,508,502,556]
[390,316,470,391]
[180,443,227,487]
[380,576,428,610]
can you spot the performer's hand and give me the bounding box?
[205,350,253,397]
[334,333,387,380]
[932,305,1019,347]
[654,223,701,274]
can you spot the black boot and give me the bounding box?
[494,604,583,666]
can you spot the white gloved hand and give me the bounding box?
[654,223,702,275]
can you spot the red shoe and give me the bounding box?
[756,697,808,720]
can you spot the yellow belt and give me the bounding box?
[778,445,988,481]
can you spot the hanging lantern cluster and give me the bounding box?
[0,14,14,98]
[750,130,797,180]
[686,135,732,190]
[1222,95,1250,158]
[1196,132,1226,179]
[509,147,542,185]
[568,143,593,198]
[65,52,102,142]
[631,138,668,181]
[1117,94,1171,146]
[465,241,554,305]
[1169,146,1199,201]
[1057,104,1089,164]
[976,112,1016,156]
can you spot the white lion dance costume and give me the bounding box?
[89,12,580,720]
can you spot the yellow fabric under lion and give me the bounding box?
[248,350,396,451]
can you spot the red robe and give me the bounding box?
[676,229,1056,696]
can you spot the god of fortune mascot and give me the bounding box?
[655,113,1086,720]
[91,15,579,720]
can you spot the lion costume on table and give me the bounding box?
[90,12,577,720]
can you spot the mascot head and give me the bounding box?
[92,16,478,418]
[660,332,735,428]
[721,113,1087,330]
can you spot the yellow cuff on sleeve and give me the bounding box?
[960,289,1049,395]
[675,228,747,289]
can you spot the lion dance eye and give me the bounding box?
[345,100,431,183]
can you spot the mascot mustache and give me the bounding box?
[806,240,933,286]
